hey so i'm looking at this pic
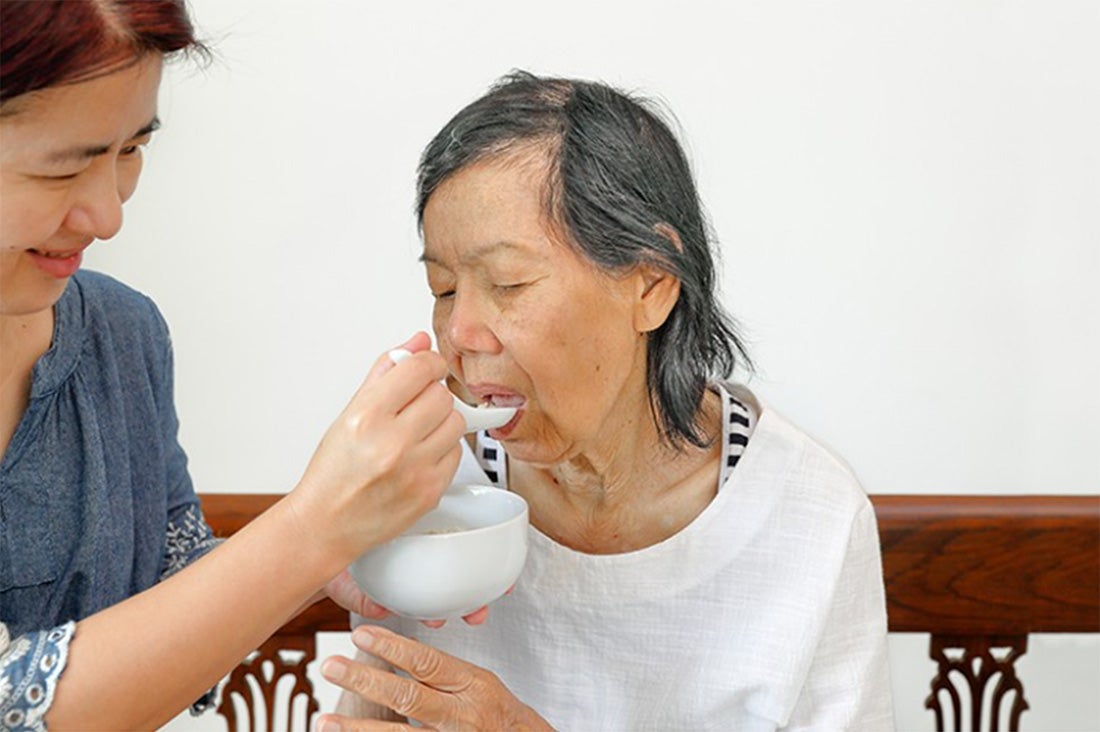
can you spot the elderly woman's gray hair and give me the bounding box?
[416,70,752,449]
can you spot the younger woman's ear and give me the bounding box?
[633,224,683,333]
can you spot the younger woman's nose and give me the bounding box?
[64,168,124,240]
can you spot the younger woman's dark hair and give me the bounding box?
[417,71,752,449]
[1,0,204,112]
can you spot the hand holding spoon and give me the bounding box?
[388,349,517,433]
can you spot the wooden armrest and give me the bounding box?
[200,493,1100,731]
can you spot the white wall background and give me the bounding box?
[82,0,1099,729]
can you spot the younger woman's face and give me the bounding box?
[0,54,163,316]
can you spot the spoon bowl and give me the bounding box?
[389,349,517,433]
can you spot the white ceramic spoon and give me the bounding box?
[388,349,518,433]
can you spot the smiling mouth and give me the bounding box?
[30,248,83,259]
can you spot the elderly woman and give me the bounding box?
[323,72,893,731]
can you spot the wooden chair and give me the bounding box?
[200,494,1100,731]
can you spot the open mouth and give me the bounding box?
[479,394,526,409]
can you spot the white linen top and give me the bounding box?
[359,385,894,731]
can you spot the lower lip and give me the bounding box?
[28,250,83,279]
[488,410,523,439]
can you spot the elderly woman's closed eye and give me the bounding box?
[322,71,894,732]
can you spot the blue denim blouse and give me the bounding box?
[0,271,218,726]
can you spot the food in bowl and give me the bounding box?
[349,484,529,620]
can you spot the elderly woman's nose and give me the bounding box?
[65,168,125,240]
[445,291,497,353]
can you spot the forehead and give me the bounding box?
[421,153,563,264]
[0,55,162,158]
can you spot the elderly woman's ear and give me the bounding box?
[631,224,683,333]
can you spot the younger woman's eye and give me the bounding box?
[39,172,81,182]
[121,135,153,157]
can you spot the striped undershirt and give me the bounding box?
[473,382,755,492]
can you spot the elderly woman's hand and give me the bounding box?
[317,626,553,731]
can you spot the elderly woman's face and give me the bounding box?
[422,154,651,465]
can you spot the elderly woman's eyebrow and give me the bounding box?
[45,116,160,164]
[418,241,534,266]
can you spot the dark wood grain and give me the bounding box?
[872,495,1100,634]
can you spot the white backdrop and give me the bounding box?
[82,1,1099,729]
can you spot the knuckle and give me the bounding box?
[410,352,446,383]
[444,410,466,439]
[372,449,401,478]
[476,667,502,689]
[342,410,365,434]
[443,443,463,472]
[409,648,446,680]
[343,664,376,696]
[390,681,424,715]
[414,483,444,513]
[422,350,448,376]
[427,383,453,413]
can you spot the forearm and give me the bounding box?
[46,493,346,731]
[43,337,462,729]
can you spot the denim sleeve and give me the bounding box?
[0,621,75,731]
[146,305,220,581]
[160,504,222,581]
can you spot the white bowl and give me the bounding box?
[350,484,529,620]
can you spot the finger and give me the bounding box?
[322,654,452,723]
[353,335,444,417]
[351,626,473,692]
[402,408,465,469]
[327,571,391,620]
[419,438,464,504]
[392,381,453,432]
[315,712,420,731]
[398,331,433,355]
[460,606,490,625]
[420,618,446,629]
[363,331,435,383]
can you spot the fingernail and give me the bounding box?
[353,626,376,650]
[321,658,345,682]
[317,719,342,732]
[363,601,390,620]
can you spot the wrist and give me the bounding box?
[272,486,354,579]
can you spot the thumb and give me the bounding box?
[363,331,435,383]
